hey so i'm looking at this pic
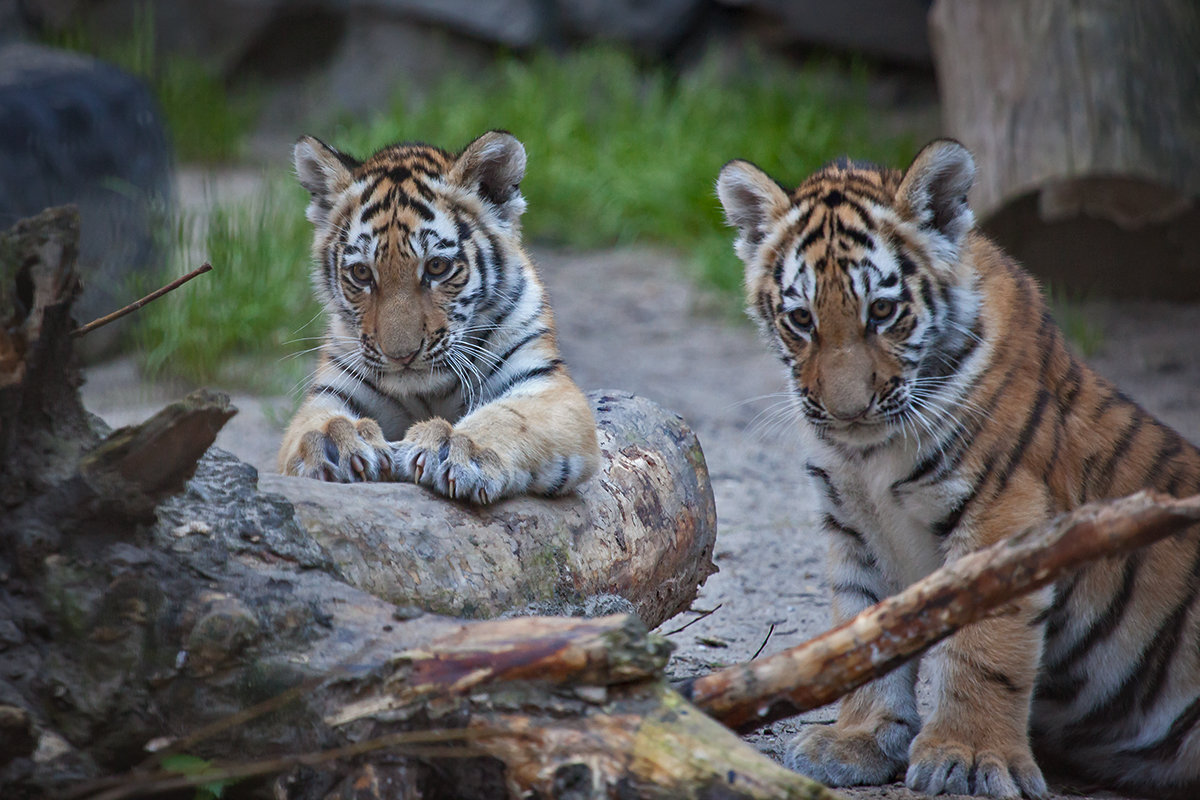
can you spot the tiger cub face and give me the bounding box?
[295,132,529,395]
[717,143,981,449]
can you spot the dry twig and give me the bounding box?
[71,262,212,337]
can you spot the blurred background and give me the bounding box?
[1,0,1196,393]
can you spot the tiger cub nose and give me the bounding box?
[386,345,421,365]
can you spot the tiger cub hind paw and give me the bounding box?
[394,420,509,505]
[284,416,398,483]
[905,737,1047,799]
[784,720,913,787]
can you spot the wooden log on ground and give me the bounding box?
[261,391,718,629]
[930,0,1200,223]
[683,490,1200,732]
[929,0,1200,298]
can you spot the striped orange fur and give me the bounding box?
[277,131,599,504]
[718,140,1200,799]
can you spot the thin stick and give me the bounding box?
[750,623,776,661]
[663,602,722,635]
[71,263,212,338]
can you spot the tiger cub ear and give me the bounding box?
[716,159,791,263]
[451,131,527,224]
[895,139,976,262]
[293,136,359,228]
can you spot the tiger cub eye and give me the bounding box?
[425,257,454,279]
[787,307,813,330]
[869,298,896,322]
[349,262,373,285]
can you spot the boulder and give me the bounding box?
[0,43,172,357]
[261,391,718,629]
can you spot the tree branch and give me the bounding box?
[683,490,1200,732]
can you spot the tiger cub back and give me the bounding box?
[277,131,599,504]
[717,139,1200,798]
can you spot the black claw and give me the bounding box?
[324,437,341,466]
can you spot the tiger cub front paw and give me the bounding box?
[906,728,1047,799]
[785,717,915,787]
[394,418,508,504]
[281,415,397,483]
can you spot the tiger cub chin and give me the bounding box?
[718,140,1200,799]
[277,131,600,504]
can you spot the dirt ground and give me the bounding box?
[83,236,1200,799]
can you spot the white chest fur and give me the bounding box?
[809,438,969,593]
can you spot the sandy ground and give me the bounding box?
[83,240,1200,799]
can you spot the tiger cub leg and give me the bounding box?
[394,376,599,504]
[277,395,398,482]
[907,598,1049,799]
[785,518,921,784]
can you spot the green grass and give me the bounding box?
[132,181,318,389]
[137,47,916,385]
[337,48,914,295]
[42,4,257,162]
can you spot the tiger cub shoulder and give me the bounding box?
[718,139,1200,798]
[277,131,599,504]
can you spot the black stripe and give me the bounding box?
[822,513,866,547]
[796,225,824,254]
[831,580,881,606]
[310,385,367,418]
[1045,555,1141,674]
[544,457,572,495]
[1121,694,1200,761]
[493,328,548,371]
[489,360,562,399]
[806,463,842,508]
[1059,357,1083,408]
[991,388,1051,495]
[840,226,873,249]
[894,433,961,490]
[1093,409,1145,496]
[1144,428,1183,490]
[1066,551,1199,736]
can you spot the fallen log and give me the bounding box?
[263,390,718,630]
[683,490,1200,731]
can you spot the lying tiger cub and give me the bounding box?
[278,131,599,504]
[718,140,1200,799]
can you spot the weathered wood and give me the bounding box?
[0,205,89,486]
[464,684,840,800]
[683,490,1200,732]
[262,391,718,629]
[930,0,1200,224]
[328,614,671,728]
[75,389,237,521]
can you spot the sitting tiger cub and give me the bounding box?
[278,131,600,504]
[717,140,1200,799]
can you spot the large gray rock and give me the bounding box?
[0,43,172,356]
[260,391,718,629]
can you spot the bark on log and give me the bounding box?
[262,391,718,630]
[930,0,1200,224]
[929,0,1200,298]
[683,490,1200,732]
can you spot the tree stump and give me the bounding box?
[929,0,1200,298]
